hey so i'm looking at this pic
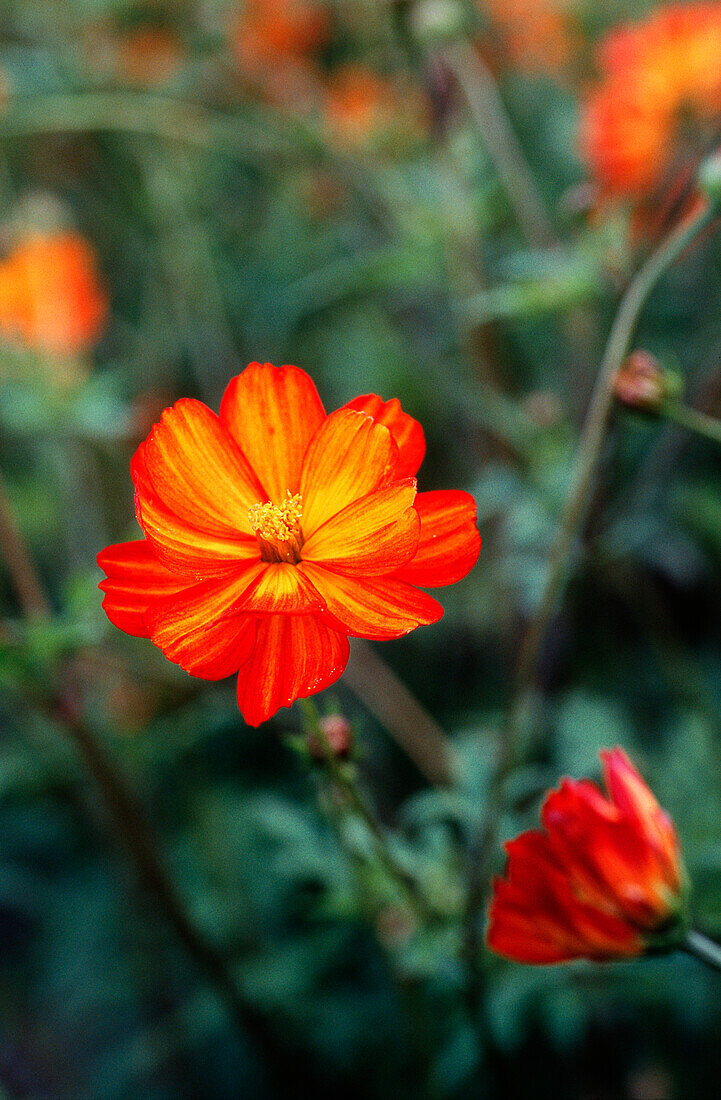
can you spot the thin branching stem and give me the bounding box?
[683,931,721,973]
[299,698,434,922]
[462,201,719,1008]
[443,41,556,248]
[664,400,721,446]
[0,471,310,1082]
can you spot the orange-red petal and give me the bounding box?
[302,478,419,576]
[220,361,326,501]
[236,613,349,726]
[299,408,399,537]
[299,562,443,639]
[239,561,326,615]
[342,393,425,478]
[394,490,481,588]
[134,398,265,537]
[132,443,259,578]
[157,611,256,680]
[97,539,187,637]
[146,562,267,676]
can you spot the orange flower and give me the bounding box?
[233,0,331,72]
[480,0,577,75]
[486,748,686,964]
[324,64,430,149]
[116,25,184,86]
[0,232,107,357]
[581,4,721,199]
[98,362,481,727]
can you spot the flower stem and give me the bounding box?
[513,201,718,724]
[664,401,721,446]
[443,41,555,248]
[299,698,432,922]
[683,930,721,973]
[345,638,455,787]
[462,201,719,1005]
[0,471,51,619]
[0,470,299,1073]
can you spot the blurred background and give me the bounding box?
[2,0,721,1097]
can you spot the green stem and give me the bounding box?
[443,41,555,248]
[299,699,432,922]
[462,201,719,1006]
[683,931,721,973]
[344,639,455,787]
[0,91,398,234]
[0,90,304,163]
[513,201,717,720]
[664,401,721,446]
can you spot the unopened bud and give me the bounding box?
[409,0,470,46]
[308,714,353,761]
[613,351,681,414]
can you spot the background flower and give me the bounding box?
[581,4,721,200]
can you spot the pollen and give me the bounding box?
[249,491,304,563]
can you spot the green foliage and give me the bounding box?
[1,0,721,1097]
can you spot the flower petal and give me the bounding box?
[299,408,398,537]
[220,361,326,501]
[239,562,326,615]
[159,613,256,680]
[97,540,187,637]
[146,561,266,676]
[236,614,349,726]
[135,398,265,537]
[302,479,420,576]
[133,444,259,578]
[300,562,442,639]
[394,490,481,588]
[342,393,425,478]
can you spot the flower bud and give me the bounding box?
[409,0,470,46]
[307,714,354,761]
[612,351,681,414]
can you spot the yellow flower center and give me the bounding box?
[248,491,304,564]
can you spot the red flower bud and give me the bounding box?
[308,714,353,760]
[613,351,671,413]
[486,748,686,964]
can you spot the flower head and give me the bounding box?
[479,0,578,76]
[0,232,107,358]
[486,748,686,964]
[232,0,331,74]
[581,4,721,200]
[324,65,430,149]
[98,362,481,726]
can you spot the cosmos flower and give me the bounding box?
[98,362,480,726]
[0,232,107,358]
[479,0,578,76]
[323,65,430,149]
[581,4,721,200]
[486,748,686,964]
[232,0,330,76]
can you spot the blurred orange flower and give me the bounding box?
[98,362,480,726]
[232,0,332,109]
[233,0,331,73]
[581,4,721,200]
[487,748,686,964]
[480,0,577,75]
[116,25,184,86]
[324,64,429,148]
[0,232,107,358]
